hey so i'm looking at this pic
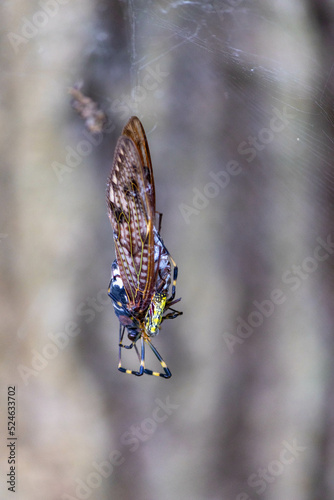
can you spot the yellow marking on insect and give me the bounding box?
[125,369,133,375]
[145,292,167,336]
[160,360,167,369]
[152,371,161,377]
[169,255,177,268]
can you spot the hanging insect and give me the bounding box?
[107,116,182,378]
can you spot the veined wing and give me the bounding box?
[122,116,155,212]
[107,123,155,314]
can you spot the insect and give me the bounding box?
[107,116,182,378]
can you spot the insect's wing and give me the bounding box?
[107,134,155,314]
[122,116,155,212]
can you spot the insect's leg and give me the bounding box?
[143,338,172,379]
[139,336,145,375]
[166,297,181,308]
[156,212,163,233]
[118,326,134,349]
[155,235,180,304]
[154,225,182,313]
[134,342,141,362]
[154,232,179,302]
[161,307,183,323]
[118,325,127,372]
[118,326,144,376]
[166,258,178,303]
[119,324,126,344]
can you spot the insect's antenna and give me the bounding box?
[144,338,172,379]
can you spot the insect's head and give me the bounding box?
[127,326,142,342]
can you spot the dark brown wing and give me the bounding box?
[107,119,156,314]
[122,116,155,212]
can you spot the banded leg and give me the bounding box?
[167,257,178,303]
[157,240,183,321]
[118,325,144,376]
[154,229,181,305]
[162,307,183,322]
[143,338,172,378]
[118,327,170,378]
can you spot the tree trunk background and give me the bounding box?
[2,1,334,499]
